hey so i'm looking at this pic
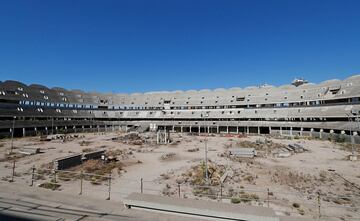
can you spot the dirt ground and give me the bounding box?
[0,131,359,221]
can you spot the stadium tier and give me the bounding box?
[0,75,359,143]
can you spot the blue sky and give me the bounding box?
[0,0,360,93]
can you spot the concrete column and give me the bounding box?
[217,126,219,133]
[189,126,192,133]
[226,126,229,134]
[300,127,303,136]
[236,127,239,134]
[246,126,249,134]
[172,125,175,132]
[269,127,272,134]
[82,125,85,132]
[198,125,201,134]
[290,127,293,136]
[208,126,210,134]
[22,128,26,137]
[258,127,260,135]
[181,126,183,133]
[320,129,323,139]
[351,132,356,144]
[310,128,314,137]
[280,127,282,135]
[97,125,100,133]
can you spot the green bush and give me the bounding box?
[231,197,241,204]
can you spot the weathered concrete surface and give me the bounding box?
[0,181,206,221]
[124,193,314,221]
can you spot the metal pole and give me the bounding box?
[317,192,321,218]
[205,137,208,182]
[107,174,111,200]
[10,116,16,154]
[140,178,143,193]
[349,116,354,155]
[11,160,15,182]
[202,114,209,184]
[30,166,35,186]
[79,170,83,195]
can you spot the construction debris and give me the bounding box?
[160,152,176,161]
[18,147,41,155]
[228,148,257,158]
[112,132,146,145]
[157,130,170,144]
[40,135,51,142]
[288,143,306,153]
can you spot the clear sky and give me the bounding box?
[0,0,360,93]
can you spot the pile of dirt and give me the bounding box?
[160,152,176,161]
[106,148,133,160]
[112,133,147,145]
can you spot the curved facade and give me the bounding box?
[0,75,360,142]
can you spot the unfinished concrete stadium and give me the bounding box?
[0,75,359,221]
[0,75,359,141]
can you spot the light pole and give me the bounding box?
[10,116,16,154]
[350,110,359,155]
[346,113,355,157]
[202,113,209,183]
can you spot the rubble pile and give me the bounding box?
[160,152,176,161]
[111,132,151,145]
[179,161,226,186]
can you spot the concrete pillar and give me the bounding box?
[82,125,85,132]
[258,127,260,135]
[246,126,249,134]
[300,127,303,136]
[22,128,26,137]
[269,127,272,134]
[226,126,229,134]
[290,127,293,136]
[45,127,48,135]
[280,127,282,135]
[172,125,175,132]
[236,127,239,134]
[217,126,219,133]
[112,125,115,132]
[351,132,356,144]
[320,129,323,139]
[181,126,183,133]
[97,125,100,133]
[198,125,200,134]
[208,126,210,134]
[310,128,314,137]
[190,126,192,133]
